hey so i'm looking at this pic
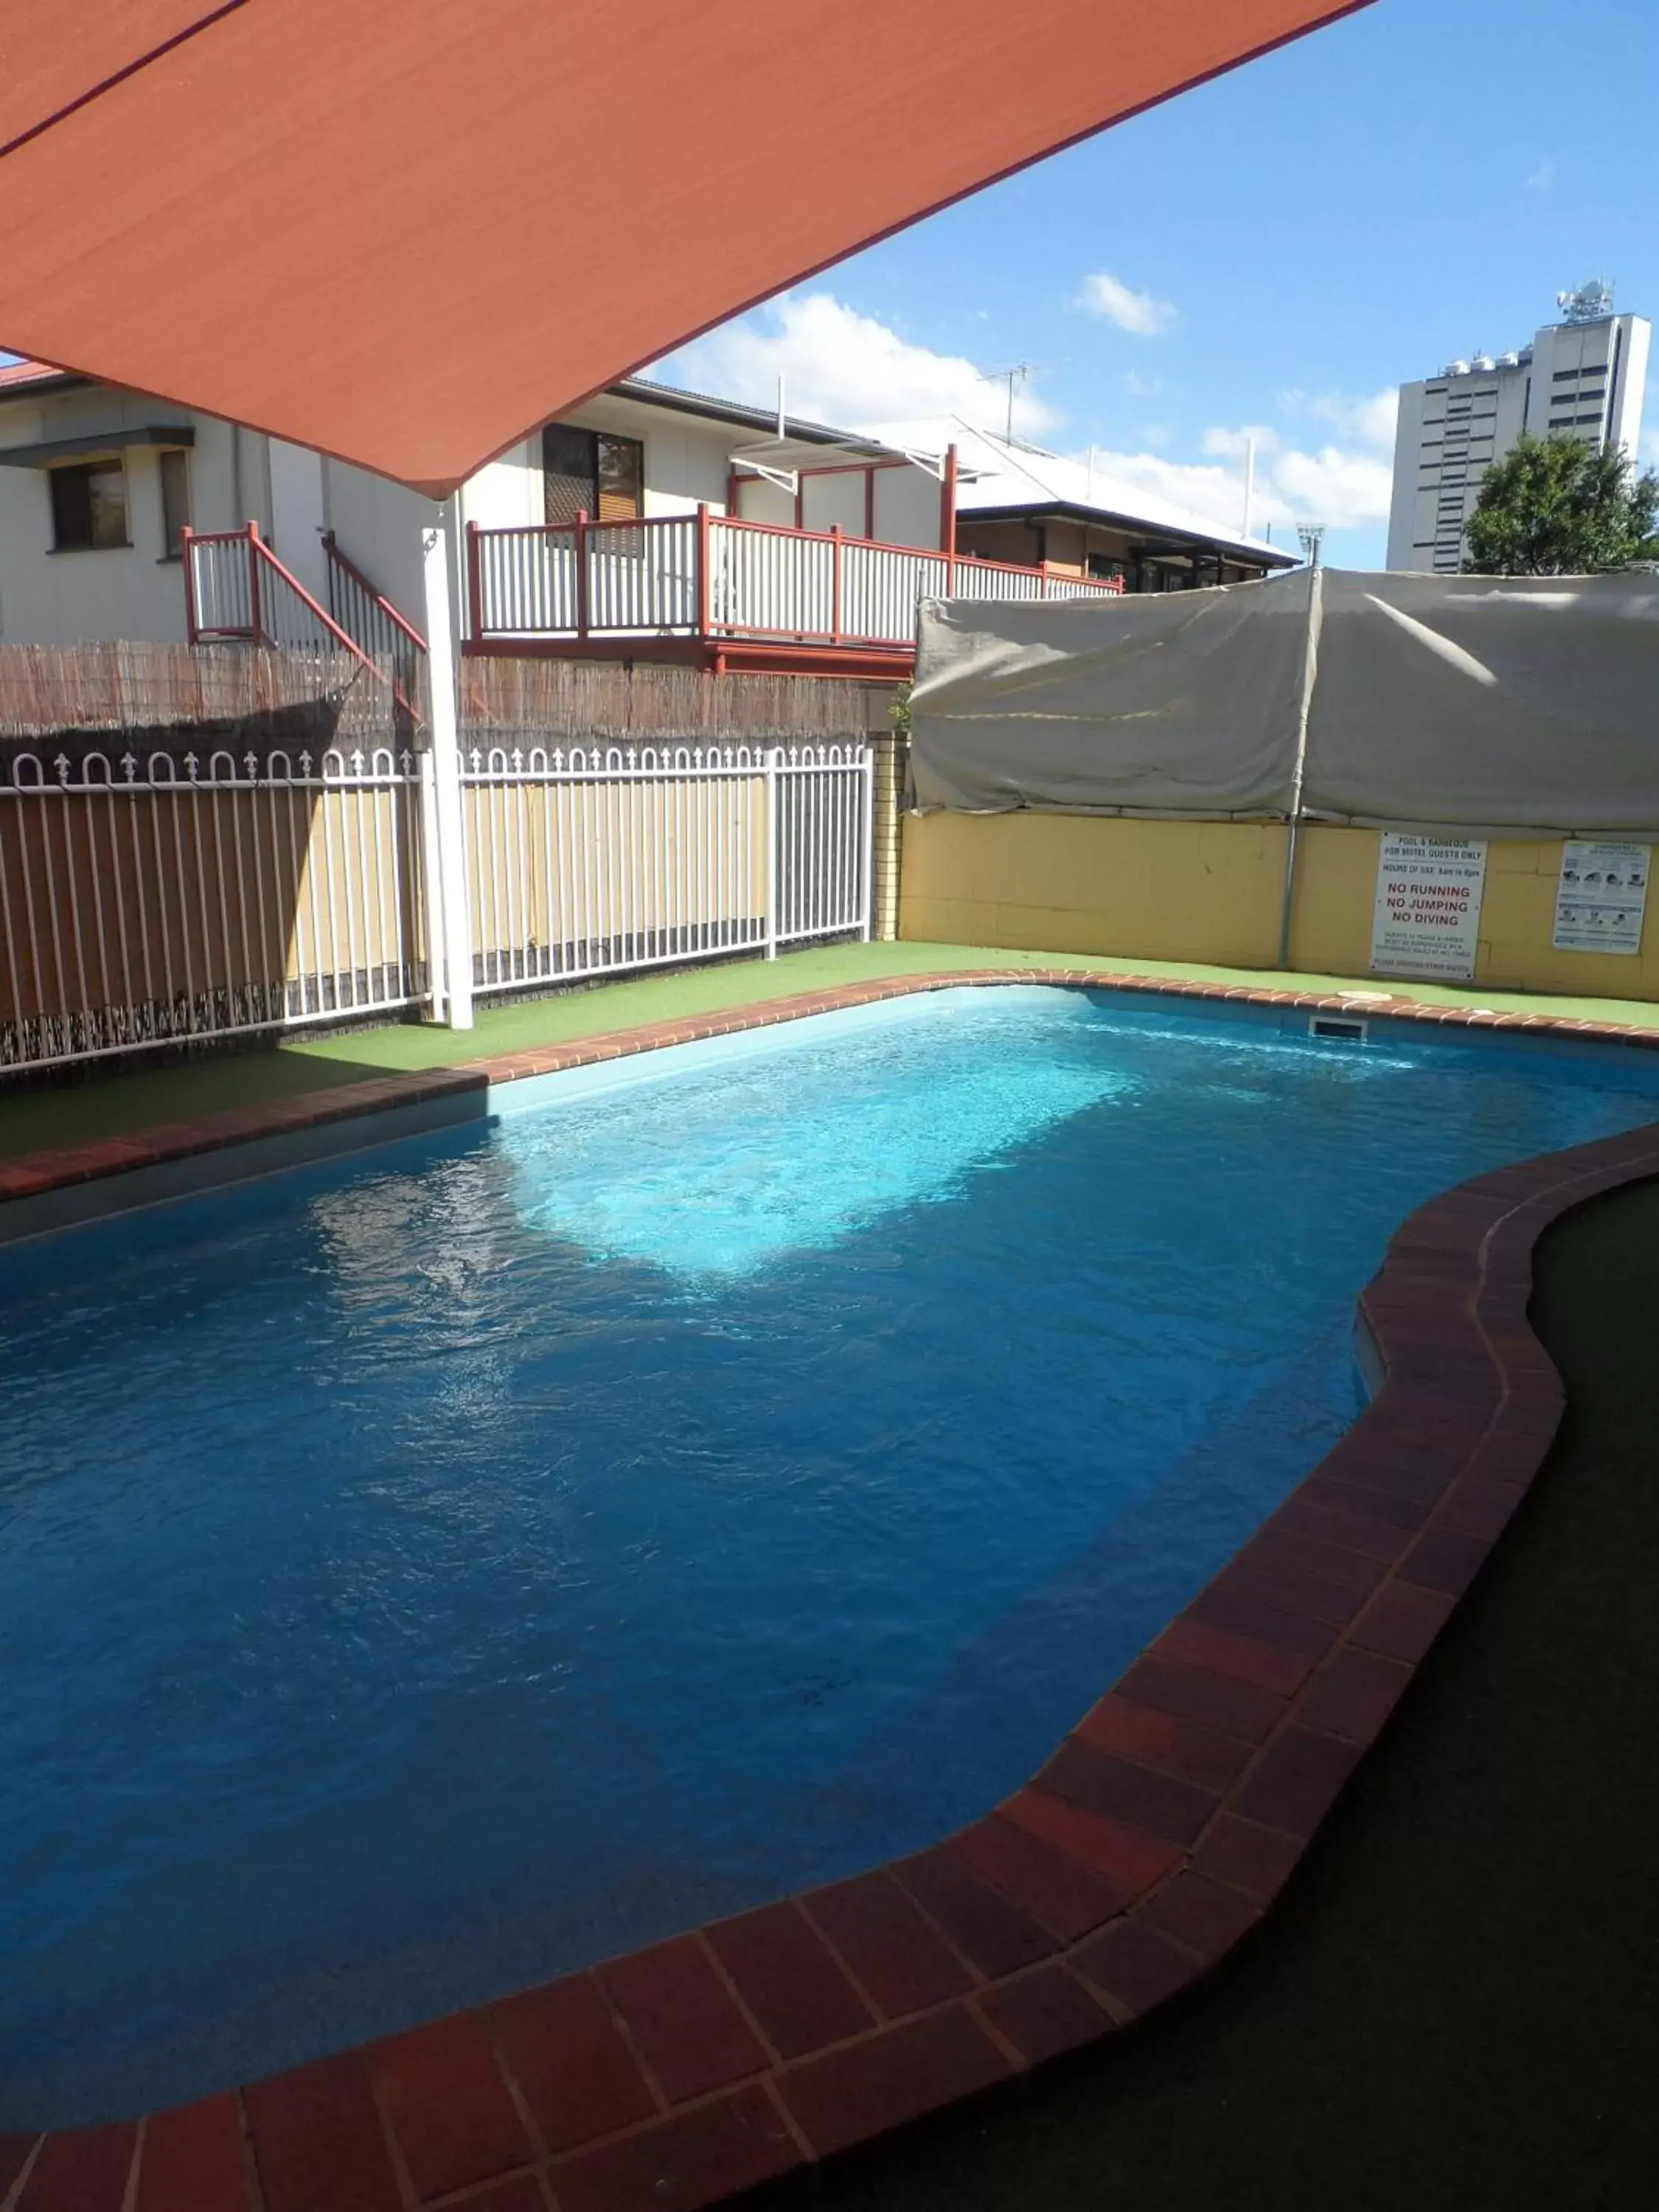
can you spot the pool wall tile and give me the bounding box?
[976,1964,1115,2066]
[594,1939,771,2107]
[1071,1694,1255,1795]
[773,2008,1013,2160]
[1294,1648,1416,1745]
[546,2084,801,2212]
[132,2097,247,2211]
[242,2055,403,2212]
[995,1791,1183,1900]
[1227,1729,1366,1840]
[485,1976,658,2155]
[1034,1742,1220,1848]
[1112,1652,1288,1745]
[1152,1617,1320,1700]
[946,1809,1131,1941]
[1188,1815,1307,1902]
[1071,1919,1200,2017]
[703,1903,877,2062]
[11,2122,135,2212]
[799,1874,973,2019]
[1135,1869,1265,1961]
[366,2013,532,2204]
[448,2177,554,2211]
[0,2143,37,2207]
[888,1848,1062,1979]
[9,976,1659,2212]
[1348,1581,1460,1665]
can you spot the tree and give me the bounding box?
[1463,434,1659,575]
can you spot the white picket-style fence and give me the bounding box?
[462,741,873,992]
[0,745,428,1070]
[1,735,873,1071]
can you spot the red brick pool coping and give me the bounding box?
[4,970,1659,2212]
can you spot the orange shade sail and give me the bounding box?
[0,1,1373,494]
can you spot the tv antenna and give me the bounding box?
[1296,523,1326,569]
[977,361,1060,443]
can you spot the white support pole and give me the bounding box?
[422,504,474,1027]
[858,745,876,942]
[763,746,780,959]
[1276,563,1324,971]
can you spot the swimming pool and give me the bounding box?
[3,984,1657,2123]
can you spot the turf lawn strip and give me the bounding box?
[738,1178,1659,2212]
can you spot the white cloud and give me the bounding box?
[1074,272,1176,338]
[1079,397,1397,535]
[1121,369,1162,397]
[656,292,1059,437]
[1278,387,1399,449]
[1201,422,1279,460]
[1526,159,1557,192]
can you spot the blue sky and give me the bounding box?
[662,0,1659,569]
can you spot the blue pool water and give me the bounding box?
[3,986,1657,2122]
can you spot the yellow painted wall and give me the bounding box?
[1290,825,1659,1001]
[901,811,1659,1002]
[900,812,1289,970]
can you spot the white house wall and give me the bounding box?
[0,386,243,644]
[268,439,330,604]
[1,377,947,645]
[801,471,865,535]
[735,477,796,527]
[872,465,942,550]
[323,457,439,621]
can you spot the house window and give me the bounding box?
[596,434,644,521]
[159,449,191,558]
[541,423,645,526]
[49,458,129,550]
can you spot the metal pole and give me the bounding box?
[942,442,959,591]
[859,743,876,942]
[421,504,473,1026]
[763,745,779,959]
[1276,564,1324,970]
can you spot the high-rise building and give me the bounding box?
[1386,284,1650,571]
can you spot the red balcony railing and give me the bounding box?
[466,508,1123,650]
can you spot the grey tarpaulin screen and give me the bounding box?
[908,573,1312,817]
[911,569,1659,837]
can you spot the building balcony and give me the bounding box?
[464,509,1124,678]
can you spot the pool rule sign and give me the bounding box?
[1553,841,1650,956]
[1369,833,1489,981]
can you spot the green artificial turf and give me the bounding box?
[741,1178,1659,2212]
[4,939,1659,1163]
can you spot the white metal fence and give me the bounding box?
[2,728,873,1071]
[0,745,428,1071]
[462,740,873,992]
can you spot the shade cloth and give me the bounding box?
[0,1,1370,494]
[911,569,1659,839]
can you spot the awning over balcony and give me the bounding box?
[0,1,1372,497]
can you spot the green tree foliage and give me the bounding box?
[1463,434,1659,575]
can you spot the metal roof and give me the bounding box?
[867,417,1295,564]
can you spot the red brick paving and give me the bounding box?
[6,971,1659,2211]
